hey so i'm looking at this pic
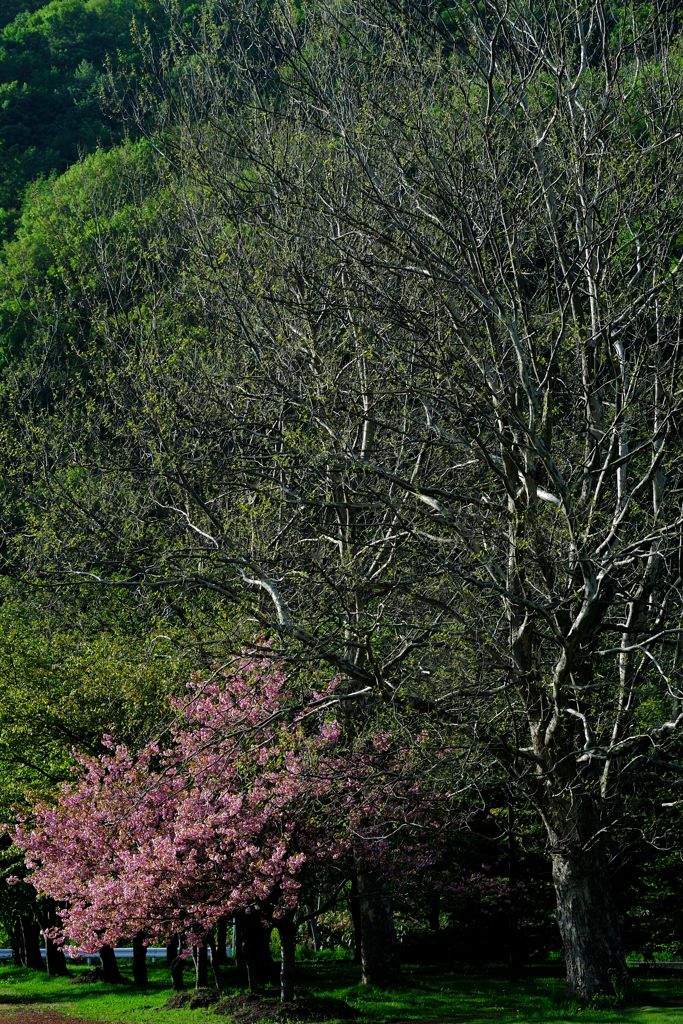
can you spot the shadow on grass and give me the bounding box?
[2,960,683,1024]
[0,963,172,1006]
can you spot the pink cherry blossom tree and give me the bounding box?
[14,654,501,998]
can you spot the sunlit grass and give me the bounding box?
[0,956,682,1024]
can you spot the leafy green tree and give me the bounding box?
[0,136,176,388]
[0,1,51,32]
[0,584,192,967]
[0,0,149,241]
[0,596,187,814]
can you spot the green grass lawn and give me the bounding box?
[0,957,682,1024]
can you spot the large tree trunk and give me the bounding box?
[99,944,125,984]
[552,844,630,998]
[45,936,69,977]
[235,911,278,989]
[132,932,148,987]
[170,956,186,991]
[167,934,185,991]
[35,904,68,976]
[546,795,630,999]
[354,852,401,987]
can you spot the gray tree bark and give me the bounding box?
[277,912,296,1003]
[550,824,629,998]
[354,852,401,987]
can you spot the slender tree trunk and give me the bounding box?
[45,936,69,977]
[305,903,321,952]
[99,945,125,984]
[214,918,229,966]
[132,932,148,987]
[354,851,401,987]
[428,896,440,932]
[207,931,223,990]
[277,912,296,1003]
[350,876,362,965]
[193,944,208,989]
[21,916,45,971]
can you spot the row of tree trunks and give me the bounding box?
[8,911,69,977]
[162,866,401,1001]
[9,916,44,970]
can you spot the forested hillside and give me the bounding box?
[0,0,682,1008]
[0,0,152,240]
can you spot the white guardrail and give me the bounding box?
[0,947,232,965]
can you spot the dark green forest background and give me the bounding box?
[0,0,145,241]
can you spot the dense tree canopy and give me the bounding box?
[0,0,175,242]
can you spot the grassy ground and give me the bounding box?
[0,956,682,1024]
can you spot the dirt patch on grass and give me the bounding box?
[0,1008,104,1024]
[161,988,359,1022]
[164,988,223,1010]
[211,992,358,1023]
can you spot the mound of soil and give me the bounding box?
[213,992,358,1024]
[70,969,128,985]
[164,989,222,1009]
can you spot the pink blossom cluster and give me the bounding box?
[14,655,454,951]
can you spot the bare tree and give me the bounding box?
[6,0,683,998]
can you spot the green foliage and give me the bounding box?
[0,1,46,33]
[618,844,683,961]
[0,588,190,818]
[0,137,161,369]
[0,0,147,241]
